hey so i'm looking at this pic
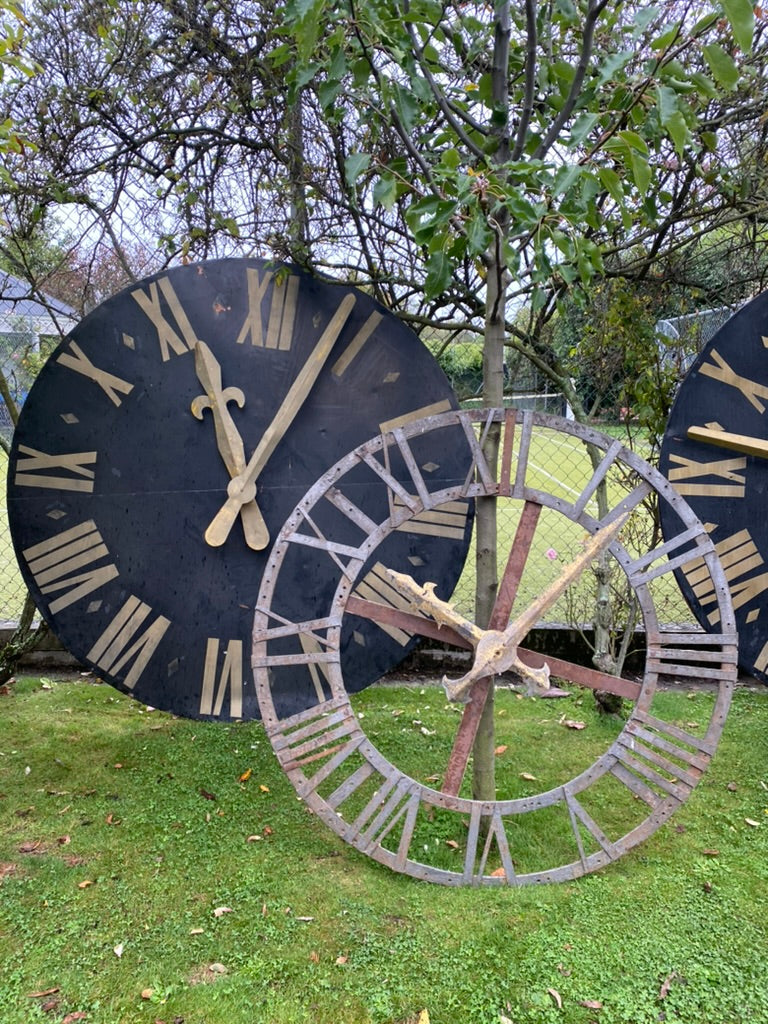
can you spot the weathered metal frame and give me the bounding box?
[253,409,737,886]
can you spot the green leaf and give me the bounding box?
[424,252,452,298]
[628,148,651,194]
[466,210,492,255]
[553,163,582,198]
[703,43,739,89]
[593,167,626,203]
[568,112,599,149]
[344,152,371,187]
[664,110,690,156]
[617,130,649,155]
[723,0,754,53]
[372,175,397,210]
[656,86,690,155]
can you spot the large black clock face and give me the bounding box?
[660,291,768,683]
[8,258,472,720]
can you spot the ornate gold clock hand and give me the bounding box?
[191,341,268,550]
[205,292,357,550]
[687,424,768,459]
[443,512,628,701]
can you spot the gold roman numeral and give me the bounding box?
[351,562,427,645]
[668,451,746,498]
[331,312,382,377]
[14,445,97,492]
[682,527,768,625]
[199,638,243,718]
[132,276,200,361]
[699,349,768,413]
[87,594,170,690]
[236,267,299,350]
[56,341,134,407]
[392,496,470,540]
[22,520,119,614]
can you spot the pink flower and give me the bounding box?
[545,548,558,560]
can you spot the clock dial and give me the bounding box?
[255,409,736,885]
[8,259,472,720]
[660,292,768,682]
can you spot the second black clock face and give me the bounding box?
[8,258,472,719]
[660,291,768,683]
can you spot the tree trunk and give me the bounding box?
[0,593,46,686]
[471,0,511,803]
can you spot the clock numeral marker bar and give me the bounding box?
[681,527,768,625]
[625,524,707,586]
[22,520,119,614]
[351,563,430,645]
[699,348,768,413]
[132,276,200,361]
[200,638,243,718]
[14,445,97,493]
[463,805,516,884]
[392,496,470,540]
[565,791,617,869]
[349,778,421,871]
[236,267,298,350]
[87,594,171,691]
[331,312,383,377]
[668,452,746,498]
[56,341,134,407]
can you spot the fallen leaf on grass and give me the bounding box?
[238,769,252,783]
[579,999,603,1009]
[659,972,677,999]
[209,963,227,974]
[41,997,59,1012]
[77,880,94,889]
[745,818,760,828]
[335,955,348,965]
[199,789,217,801]
[246,834,262,842]
[213,906,232,917]
[0,862,17,881]
[57,835,71,846]
[494,745,508,756]
[547,987,562,1009]
[445,840,459,849]
[296,916,315,922]
[520,772,537,781]
[141,988,154,1000]
[190,928,204,935]
[417,1011,430,1024]
[727,781,738,791]
[259,784,270,793]
[105,813,121,826]
[18,840,46,855]
[562,720,586,730]
[113,943,124,958]
[490,867,507,877]
[309,951,320,963]
[702,848,720,857]
[61,1014,87,1023]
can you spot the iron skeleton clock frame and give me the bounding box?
[255,410,736,886]
[7,259,472,721]
[660,292,768,683]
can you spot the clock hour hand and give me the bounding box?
[687,424,768,460]
[205,292,357,551]
[191,341,268,550]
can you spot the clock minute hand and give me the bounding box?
[191,341,269,550]
[687,424,768,460]
[205,291,357,550]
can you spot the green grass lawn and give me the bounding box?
[2,676,768,1024]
